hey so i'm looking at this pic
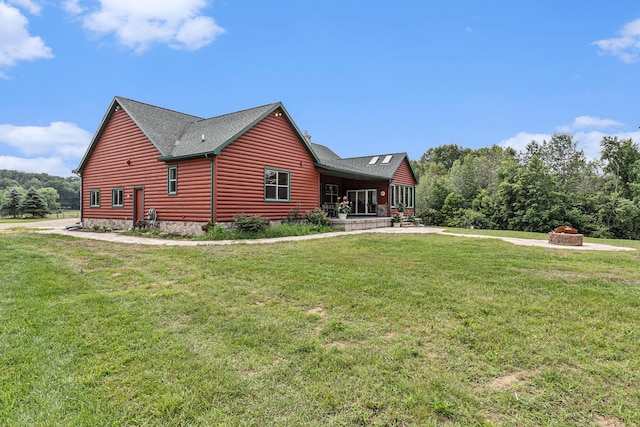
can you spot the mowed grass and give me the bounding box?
[1,231,639,426]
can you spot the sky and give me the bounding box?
[2,1,640,177]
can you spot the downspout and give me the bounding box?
[205,153,215,223]
[74,171,83,224]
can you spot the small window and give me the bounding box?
[368,156,379,165]
[324,184,338,204]
[111,188,124,207]
[265,168,290,202]
[382,155,393,164]
[89,189,100,207]
[167,166,177,195]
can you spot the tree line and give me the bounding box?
[0,170,80,217]
[411,134,640,240]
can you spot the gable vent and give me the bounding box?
[382,155,393,164]
[368,156,380,165]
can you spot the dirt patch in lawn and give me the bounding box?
[488,369,539,391]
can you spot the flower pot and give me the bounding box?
[393,222,401,228]
[338,212,347,221]
[398,212,404,219]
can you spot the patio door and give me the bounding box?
[346,189,377,215]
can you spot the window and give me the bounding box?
[324,184,338,204]
[89,189,100,207]
[368,156,379,165]
[167,166,177,194]
[265,168,290,202]
[390,184,415,208]
[346,189,378,215]
[382,155,393,164]
[111,188,124,207]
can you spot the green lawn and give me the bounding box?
[1,231,639,426]
[0,210,80,223]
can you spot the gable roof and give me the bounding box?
[117,97,203,156]
[311,143,418,182]
[76,97,319,173]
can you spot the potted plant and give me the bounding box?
[392,213,402,227]
[336,196,350,220]
[396,201,406,219]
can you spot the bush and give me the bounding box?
[453,209,493,229]
[234,214,269,234]
[284,208,304,223]
[306,208,331,227]
[417,207,442,225]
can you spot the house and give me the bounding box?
[75,97,417,235]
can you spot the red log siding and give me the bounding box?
[214,110,319,221]
[81,108,212,223]
[392,159,416,186]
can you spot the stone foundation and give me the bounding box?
[82,218,208,236]
[548,232,584,246]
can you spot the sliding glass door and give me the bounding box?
[346,189,377,215]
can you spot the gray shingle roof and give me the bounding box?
[310,143,415,181]
[170,103,280,158]
[77,97,415,183]
[117,97,203,156]
[116,97,284,159]
[77,97,320,172]
[310,143,341,163]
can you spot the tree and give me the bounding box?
[1,187,23,218]
[419,144,472,171]
[600,136,640,199]
[37,187,60,211]
[19,187,50,218]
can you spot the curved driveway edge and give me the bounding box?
[1,218,635,251]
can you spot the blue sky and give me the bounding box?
[2,1,640,176]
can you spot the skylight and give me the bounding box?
[382,155,393,164]
[368,156,380,165]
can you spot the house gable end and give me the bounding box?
[164,102,321,164]
[76,97,202,174]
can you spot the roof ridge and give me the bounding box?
[203,102,281,121]
[341,152,407,160]
[115,96,203,120]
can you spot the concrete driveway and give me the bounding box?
[1,218,635,251]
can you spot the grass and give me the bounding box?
[443,227,640,250]
[1,230,639,425]
[0,210,80,223]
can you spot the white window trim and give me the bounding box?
[264,168,290,202]
[89,189,100,208]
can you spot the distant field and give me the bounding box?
[0,210,79,223]
[1,231,639,426]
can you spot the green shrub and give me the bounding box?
[284,208,304,223]
[306,208,331,227]
[233,214,269,234]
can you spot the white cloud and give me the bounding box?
[69,0,225,52]
[557,115,624,133]
[0,1,53,75]
[500,117,640,161]
[62,0,83,15]
[499,132,552,153]
[0,156,75,176]
[0,121,91,158]
[8,0,41,14]
[592,18,640,63]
